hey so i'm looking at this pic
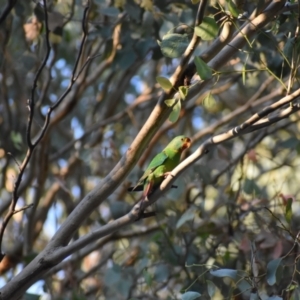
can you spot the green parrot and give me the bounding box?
[128,135,191,211]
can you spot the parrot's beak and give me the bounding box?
[182,137,191,150]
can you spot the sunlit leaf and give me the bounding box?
[179,86,188,100]
[191,0,200,4]
[227,0,240,17]
[156,76,172,91]
[156,76,173,91]
[181,291,201,300]
[168,100,181,123]
[164,99,176,107]
[194,56,212,80]
[203,93,217,111]
[210,268,237,280]
[266,258,283,286]
[194,17,218,40]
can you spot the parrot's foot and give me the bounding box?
[163,172,174,178]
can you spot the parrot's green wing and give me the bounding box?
[146,151,168,171]
[128,136,191,197]
[130,150,168,191]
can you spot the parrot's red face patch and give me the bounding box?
[181,137,191,150]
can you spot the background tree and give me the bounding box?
[0,0,300,299]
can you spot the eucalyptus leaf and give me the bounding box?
[227,0,240,17]
[160,33,189,58]
[266,258,283,286]
[176,207,196,229]
[206,280,218,298]
[168,100,181,123]
[179,86,188,100]
[194,17,218,40]
[194,56,212,80]
[181,291,201,300]
[156,76,173,91]
[285,198,293,225]
[210,268,237,280]
[164,99,176,107]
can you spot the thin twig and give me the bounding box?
[0,0,52,261]
[13,204,34,215]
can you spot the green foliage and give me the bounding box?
[194,17,218,41]
[181,291,201,300]
[176,207,196,229]
[285,198,293,225]
[179,86,189,100]
[227,0,240,18]
[156,76,173,91]
[168,100,181,122]
[159,33,190,58]
[266,258,283,286]
[194,56,212,80]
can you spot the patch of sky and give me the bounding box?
[43,203,63,238]
[58,158,67,168]
[26,280,50,300]
[130,75,143,94]
[120,144,129,155]
[61,79,70,89]
[51,68,57,78]
[71,117,84,139]
[71,185,81,199]
[55,58,66,70]
[49,93,57,103]
[61,66,72,78]
[192,107,204,130]
[125,93,135,104]
[57,270,65,280]
[41,105,49,116]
